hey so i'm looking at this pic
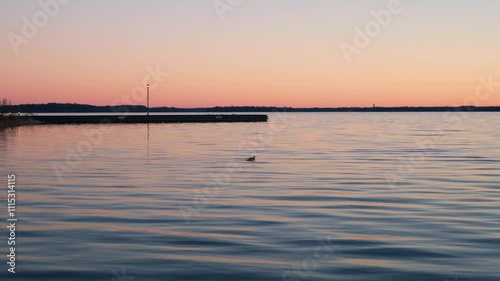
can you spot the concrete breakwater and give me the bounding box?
[26,114,268,125]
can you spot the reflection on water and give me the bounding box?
[2,113,500,281]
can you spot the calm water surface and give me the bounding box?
[1,113,499,281]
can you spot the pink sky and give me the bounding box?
[1,0,499,107]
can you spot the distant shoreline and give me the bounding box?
[2,104,499,128]
[3,103,500,113]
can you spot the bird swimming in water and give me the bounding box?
[246,156,256,162]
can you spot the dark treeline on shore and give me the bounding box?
[4,103,500,113]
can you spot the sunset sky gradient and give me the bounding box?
[1,0,499,107]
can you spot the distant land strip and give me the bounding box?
[3,103,500,113]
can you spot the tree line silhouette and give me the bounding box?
[5,102,500,113]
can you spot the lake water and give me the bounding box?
[2,112,499,281]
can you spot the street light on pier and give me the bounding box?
[147,84,150,117]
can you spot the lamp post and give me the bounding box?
[147,84,150,117]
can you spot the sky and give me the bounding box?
[1,0,499,108]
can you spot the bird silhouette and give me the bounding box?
[246,156,256,162]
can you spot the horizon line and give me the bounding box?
[7,102,500,109]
